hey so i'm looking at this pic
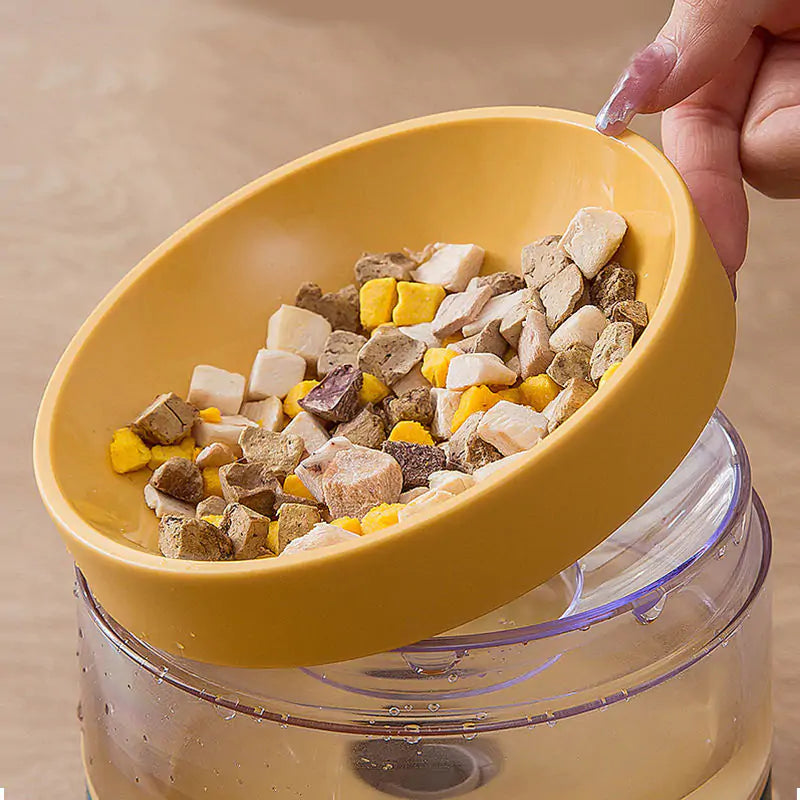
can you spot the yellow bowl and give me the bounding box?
[34,107,735,667]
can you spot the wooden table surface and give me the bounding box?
[2,0,798,797]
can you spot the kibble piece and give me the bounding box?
[266,503,320,554]
[499,288,544,347]
[462,290,528,337]
[430,388,462,440]
[283,473,316,501]
[359,277,398,330]
[610,299,648,339]
[193,415,255,449]
[397,322,440,349]
[281,522,360,556]
[471,271,525,296]
[590,263,637,315]
[421,348,458,389]
[452,320,507,358]
[549,305,609,352]
[202,466,224,498]
[321,447,403,519]
[196,495,227,518]
[354,251,416,286]
[158,515,233,561]
[397,489,455,522]
[284,380,320,418]
[382,440,447,489]
[392,281,446,326]
[334,405,387,449]
[388,420,435,446]
[472,452,528,482]
[361,502,406,534]
[561,207,628,280]
[598,362,622,389]
[431,286,493,339]
[150,457,204,503]
[297,365,361,423]
[188,366,245,417]
[109,428,151,474]
[547,378,597,433]
[144,484,196,518]
[239,428,305,475]
[392,363,431,396]
[296,282,361,333]
[148,435,196,470]
[198,407,222,423]
[590,321,635,383]
[357,326,426,387]
[132,392,197,446]
[240,397,284,431]
[247,349,307,400]
[295,436,356,501]
[448,411,504,473]
[450,385,501,433]
[266,304,333,364]
[446,353,516,390]
[359,372,391,405]
[540,265,586,329]
[547,343,593,386]
[221,503,271,560]
[219,462,280,516]
[399,486,428,503]
[517,309,555,379]
[521,235,572,290]
[428,470,475,494]
[412,243,485,292]
[283,411,330,455]
[330,516,363,535]
[385,387,433,428]
[317,330,368,378]
[476,400,548,456]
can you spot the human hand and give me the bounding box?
[596,0,800,279]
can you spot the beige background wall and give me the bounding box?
[1,0,798,797]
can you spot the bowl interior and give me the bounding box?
[45,110,676,556]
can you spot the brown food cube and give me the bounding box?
[270,503,322,554]
[448,412,503,473]
[590,322,634,383]
[334,405,387,449]
[317,330,368,378]
[219,462,280,516]
[273,486,322,513]
[384,387,433,428]
[452,319,507,358]
[299,364,363,422]
[354,251,416,285]
[150,457,203,504]
[158,515,233,561]
[611,300,648,339]
[296,282,361,333]
[220,503,271,560]
[132,392,197,446]
[540,264,586,329]
[195,442,237,469]
[238,428,305,475]
[521,235,572,290]
[590,263,637,314]
[382,440,447,490]
[321,447,403,518]
[547,378,596,433]
[518,309,555,379]
[547,343,593,386]
[357,326,426,387]
[196,496,227,518]
[473,271,525,296]
[431,286,493,339]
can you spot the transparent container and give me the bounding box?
[77,411,772,800]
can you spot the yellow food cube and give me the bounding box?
[193,447,202,461]
[497,387,523,403]
[360,278,398,330]
[442,335,462,346]
[389,420,435,446]
[450,385,501,433]
[109,428,151,474]
[598,362,622,389]
[361,503,406,534]
[392,282,446,326]
[201,514,224,527]
[519,374,560,412]
[283,473,315,501]
[331,517,363,535]
[421,348,457,388]
[359,373,391,405]
[202,467,224,498]
[198,407,222,423]
[370,322,397,337]
[267,520,280,554]
[148,436,196,470]
[283,380,319,418]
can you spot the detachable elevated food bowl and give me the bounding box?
[34,107,735,667]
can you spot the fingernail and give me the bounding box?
[596,38,678,136]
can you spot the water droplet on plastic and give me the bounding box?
[76,702,83,722]
[462,722,477,740]
[717,545,727,559]
[388,706,400,717]
[545,711,557,728]
[633,594,666,624]
[402,704,413,711]
[403,724,421,744]
[175,642,185,653]
[402,650,460,675]
[214,696,239,721]
[427,703,440,713]
[447,673,459,683]
[104,702,113,715]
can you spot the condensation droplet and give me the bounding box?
[427,703,440,713]
[388,706,400,716]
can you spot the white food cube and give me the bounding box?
[193,415,256,448]
[392,363,431,396]
[266,304,332,364]
[431,388,462,439]
[188,364,246,415]
[240,396,284,431]
[446,353,517,390]
[295,436,357,501]
[399,487,428,503]
[549,305,609,351]
[398,322,440,349]
[428,470,475,494]
[462,290,527,337]
[412,243,485,292]
[472,452,528,482]
[283,411,330,455]
[561,207,628,279]
[281,523,360,556]
[476,400,548,456]
[247,348,306,400]
[397,489,455,522]
[144,484,196,518]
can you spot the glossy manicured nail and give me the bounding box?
[596,38,678,136]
